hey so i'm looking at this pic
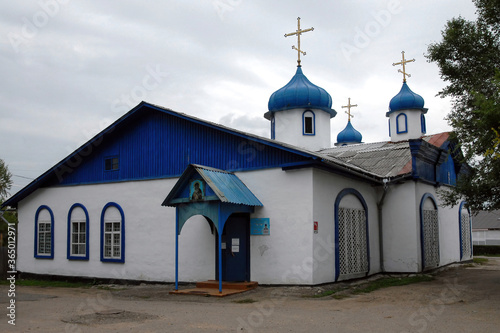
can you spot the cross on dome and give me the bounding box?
[284,17,314,67]
[392,51,415,82]
[342,97,358,122]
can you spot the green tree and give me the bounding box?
[426,0,500,211]
[0,158,12,202]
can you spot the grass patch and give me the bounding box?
[473,257,488,265]
[233,298,257,304]
[310,276,434,299]
[0,279,91,288]
[352,275,434,295]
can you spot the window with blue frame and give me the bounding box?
[421,114,426,134]
[303,110,315,135]
[271,116,276,140]
[101,202,125,263]
[104,156,119,171]
[67,203,89,260]
[396,113,408,134]
[35,205,54,259]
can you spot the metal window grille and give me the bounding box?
[338,207,368,277]
[423,209,439,269]
[461,212,472,259]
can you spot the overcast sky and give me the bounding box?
[0,0,478,196]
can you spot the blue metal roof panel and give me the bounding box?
[195,165,263,206]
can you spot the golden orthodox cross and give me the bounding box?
[342,98,357,122]
[284,17,314,67]
[392,51,415,82]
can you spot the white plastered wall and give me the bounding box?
[388,110,424,142]
[17,178,216,282]
[311,168,381,285]
[414,183,462,267]
[238,168,314,285]
[273,108,332,151]
[382,181,463,273]
[381,181,420,272]
[17,167,315,285]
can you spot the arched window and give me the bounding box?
[420,193,439,270]
[67,203,89,260]
[302,110,315,136]
[396,113,408,134]
[100,202,125,263]
[421,114,426,134]
[334,188,369,281]
[35,205,54,259]
[271,116,276,140]
[459,202,472,260]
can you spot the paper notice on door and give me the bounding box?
[221,242,226,249]
[232,238,239,245]
[232,245,239,253]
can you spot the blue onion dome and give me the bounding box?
[265,66,336,120]
[337,120,362,144]
[387,82,427,115]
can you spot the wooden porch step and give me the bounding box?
[195,280,258,290]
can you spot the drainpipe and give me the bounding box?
[377,178,389,272]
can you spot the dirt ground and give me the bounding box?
[1,257,500,332]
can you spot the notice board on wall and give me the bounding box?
[250,218,270,235]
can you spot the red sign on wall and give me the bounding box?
[313,221,318,234]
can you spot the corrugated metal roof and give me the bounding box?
[472,210,500,229]
[162,164,263,207]
[423,132,450,148]
[318,141,412,178]
[194,165,263,207]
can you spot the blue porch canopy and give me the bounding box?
[162,164,262,292]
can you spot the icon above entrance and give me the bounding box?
[162,164,263,293]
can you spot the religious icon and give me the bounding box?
[190,180,204,201]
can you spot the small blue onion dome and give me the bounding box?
[387,82,427,116]
[265,67,336,120]
[337,121,362,144]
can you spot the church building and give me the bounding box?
[3,19,472,291]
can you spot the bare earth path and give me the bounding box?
[1,257,500,332]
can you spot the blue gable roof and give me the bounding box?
[2,102,321,207]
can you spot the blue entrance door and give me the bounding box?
[216,214,250,282]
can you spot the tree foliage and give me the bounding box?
[0,158,12,203]
[426,0,500,211]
